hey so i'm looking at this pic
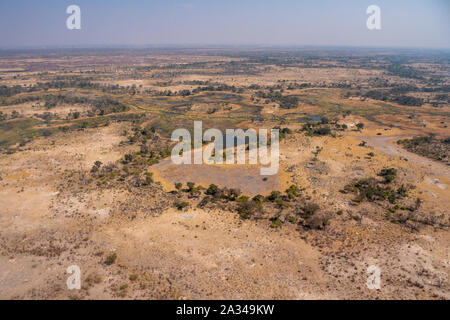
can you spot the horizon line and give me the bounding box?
[1,44,450,52]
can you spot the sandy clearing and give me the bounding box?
[150,158,282,195]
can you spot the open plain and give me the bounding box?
[0,48,448,299]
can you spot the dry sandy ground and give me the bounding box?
[150,159,283,195]
[0,103,91,119]
[0,121,448,300]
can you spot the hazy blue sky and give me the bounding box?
[0,0,448,49]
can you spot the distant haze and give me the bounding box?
[0,0,449,49]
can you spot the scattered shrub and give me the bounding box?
[286,184,299,199]
[206,184,220,196]
[129,274,138,281]
[237,199,262,219]
[302,203,320,217]
[198,196,211,208]
[237,195,249,202]
[270,217,282,228]
[378,168,397,184]
[175,201,189,210]
[105,253,117,265]
[267,191,281,202]
[175,182,183,191]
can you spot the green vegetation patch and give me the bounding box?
[397,136,449,164]
[0,118,44,150]
[343,168,408,204]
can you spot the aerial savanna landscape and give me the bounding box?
[0,1,448,302]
